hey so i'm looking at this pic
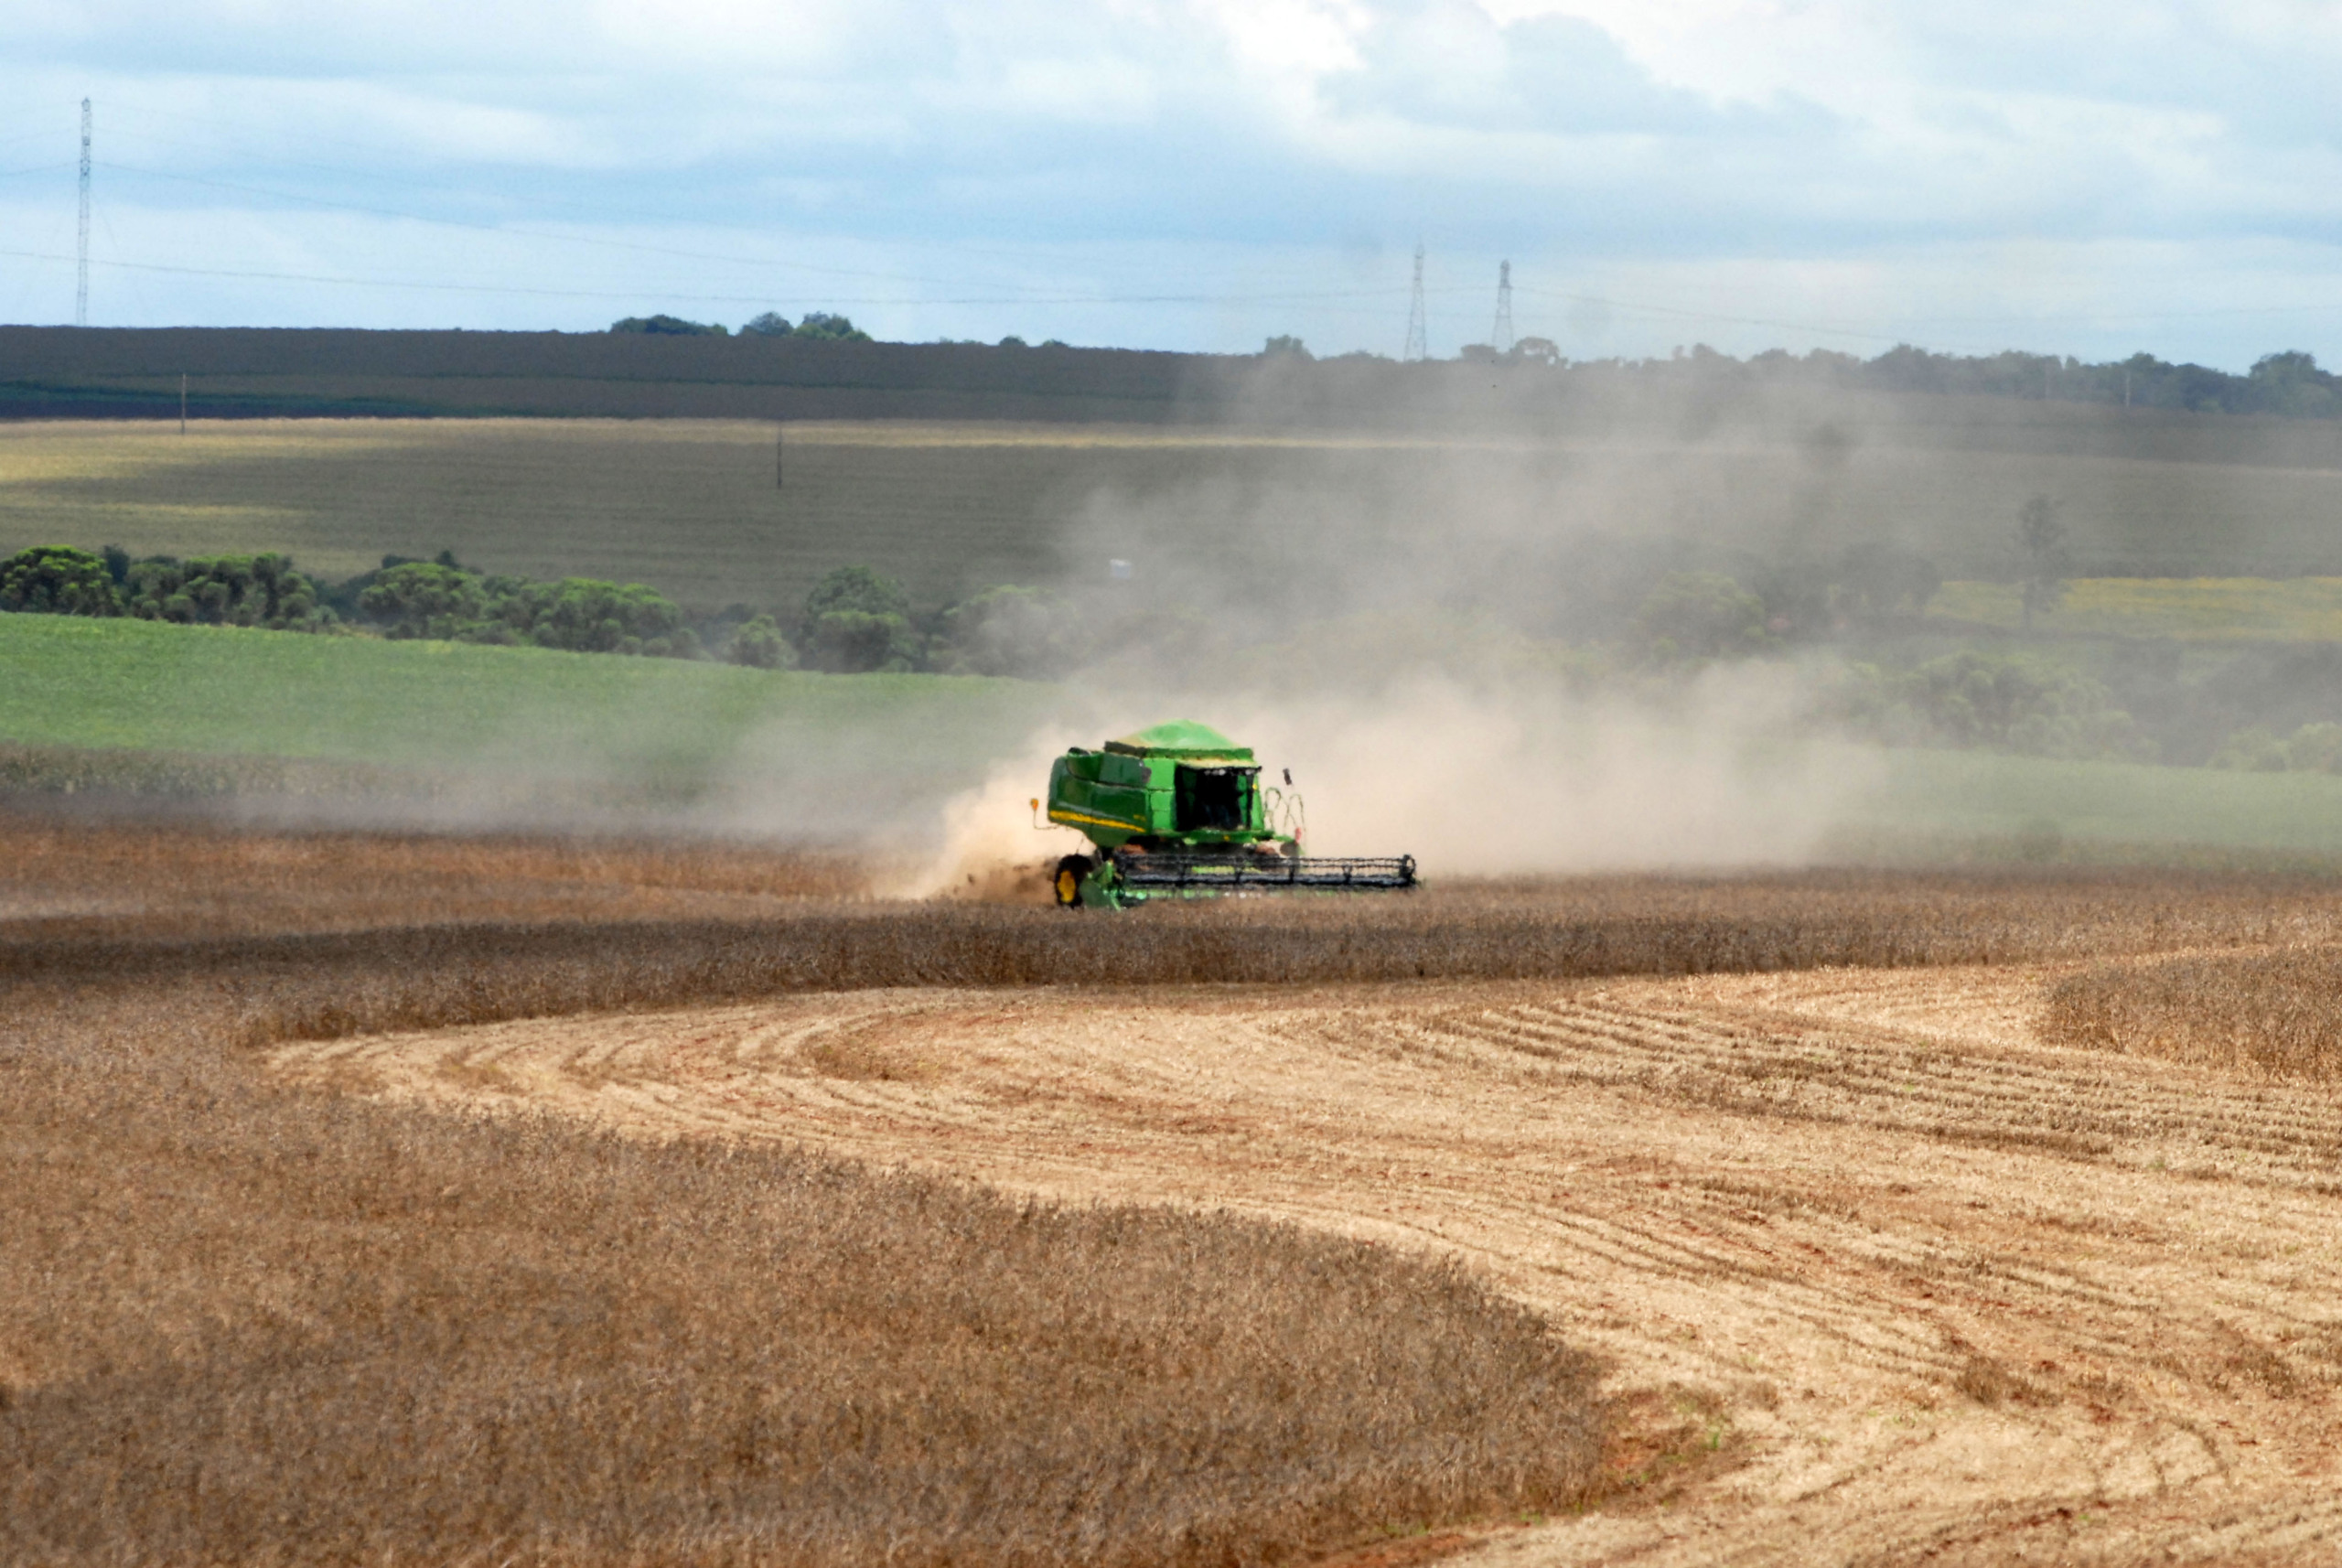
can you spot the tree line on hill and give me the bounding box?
[609,311,1079,353]
[0,544,1080,677]
[1644,342,2342,421]
[614,313,2342,424]
[16,319,2342,427]
[1278,334,2342,420]
[609,311,874,342]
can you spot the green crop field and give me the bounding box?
[1846,746,2342,862]
[11,413,2342,624]
[0,614,1052,830]
[10,613,2342,864]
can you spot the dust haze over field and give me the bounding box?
[602,372,2342,871]
[910,668,1878,898]
[15,366,2342,870]
[903,373,1950,887]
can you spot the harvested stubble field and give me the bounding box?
[12,817,2342,1566]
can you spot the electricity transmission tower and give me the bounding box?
[1491,260,1514,354]
[76,99,91,328]
[1402,242,1427,361]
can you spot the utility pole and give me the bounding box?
[775,422,784,489]
[76,99,91,328]
[1402,242,1428,362]
[1491,260,1514,354]
[179,373,188,435]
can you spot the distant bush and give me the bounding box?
[737,310,872,343]
[1630,571,1772,663]
[1839,650,2152,761]
[354,563,492,639]
[124,554,334,631]
[521,578,693,656]
[936,585,1081,678]
[1832,542,1942,625]
[2211,720,2342,773]
[0,546,123,616]
[791,311,871,343]
[357,562,694,657]
[609,315,728,337]
[803,565,919,673]
[723,614,797,670]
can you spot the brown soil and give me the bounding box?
[280,961,2342,1566]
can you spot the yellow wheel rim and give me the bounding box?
[1056,868,1080,905]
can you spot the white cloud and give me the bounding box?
[2,0,2341,366]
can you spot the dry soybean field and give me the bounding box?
[10,812,2342,1566]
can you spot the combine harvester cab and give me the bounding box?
[1039,719,1416,908]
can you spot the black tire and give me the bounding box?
[1053,854,1095,908]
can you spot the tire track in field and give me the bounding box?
[276,968,2342,1566]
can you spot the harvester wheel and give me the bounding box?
[1053,854,1095,908]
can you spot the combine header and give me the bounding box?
[1037,719,1416,908]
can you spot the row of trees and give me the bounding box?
[0,545,1079,677]
[1534,341,2342,420]
[0,546,699,657]
[347,559,694,655]
[608,309,2342,424]
[713,567,1080,677]
[1252,333,2342,420]
[609,312,873,342]
[1622,543,1944,663]
[0,546,337,632]
[611,314,1078,351]
[1623,493,2075,664]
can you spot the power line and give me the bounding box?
[1402,242,1427,361]
[0,245,1415,309]
[95,160,990,290]
[1514,285,1919,345]
[95,103,1323,285]
[1518,283,2342,344]
[99,152,1350,298]
[75,100,90,328]
[55,113,1443,311]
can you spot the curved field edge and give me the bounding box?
[274,960,2342,1566]
[1,977,1604,1568]
[15,838,2342,1565]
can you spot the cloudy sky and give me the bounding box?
[4,0,2341,367]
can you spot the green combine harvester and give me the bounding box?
[1037,719,1416,908]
